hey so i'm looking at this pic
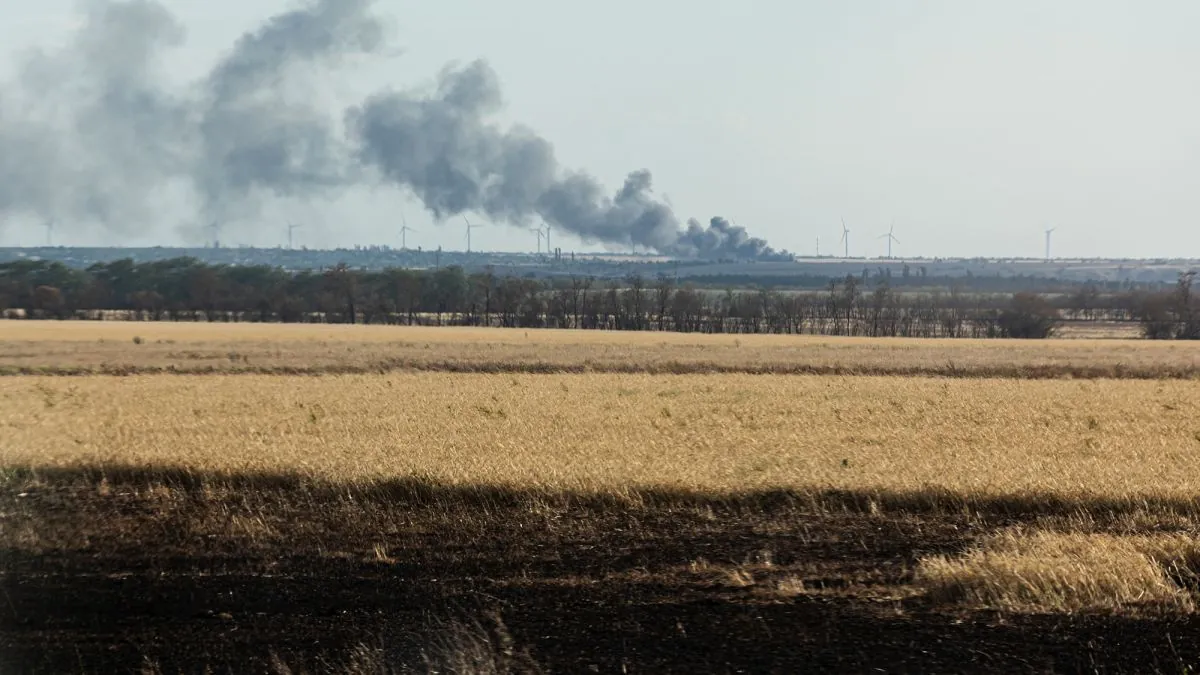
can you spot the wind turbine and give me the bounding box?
[840,218,850,258]
[1044,227,1056,261]
[287,223,301,250]
[207,221,221,248]
[399,213,417,250]
[878,221,899,259]
[815,235,820,257]
[464,216,485,253]
[399,225,418,250]
[45,219,54,247]
[529,227,545,253]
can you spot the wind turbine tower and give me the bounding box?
[208,221,221,248]
[287,223,300,250]
[529,227,545,253]
[45,219,54,247]
[879,221,899,259]
[399,225,417,250]
[464,216,485,253]
[840,219,851,258]
[1044,227,1056,262]
[399,213,417,250]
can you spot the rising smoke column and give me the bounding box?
[347,59,791,260]
[348,60,556,223]
[0,0,193,235]
[193,0,387,226]
[0,0,790,259]
[0,0,386,241]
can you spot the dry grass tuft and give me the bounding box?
[916,530,1200,613]
[371,543,394,564]
[421,612,544,675]
[774,576,808,597]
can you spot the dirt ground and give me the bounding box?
[4,469,1198,674]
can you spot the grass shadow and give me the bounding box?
[7,463,1200,521]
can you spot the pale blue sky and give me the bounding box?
[2,0,1198,258]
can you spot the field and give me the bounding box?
[1,321,1197,378]
[4,321,1200,673]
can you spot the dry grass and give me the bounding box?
[4,373,1200,502]
[2,321,1198,378]
[917,529,1200,613]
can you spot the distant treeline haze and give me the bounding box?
[1,259,1197,339]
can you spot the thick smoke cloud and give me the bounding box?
[677,217,783,260]
[0,0,791,260]
[0,0,192,233]
[195,0,385,217]
[349,60,791,260]
[0,0,381,240]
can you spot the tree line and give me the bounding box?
[1,258,1197,339]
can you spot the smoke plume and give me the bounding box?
[195,0,385,216]
[348,59,791,260]
[0,0,791,260]
[0,0,192,233]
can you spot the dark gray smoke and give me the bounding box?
[677,217,789,261]
[0,1,790,260]
[348,59,791,260]
[195,0,386,217]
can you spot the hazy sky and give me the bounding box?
[2,0,1198,258]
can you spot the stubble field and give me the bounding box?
[1,320,1198,378]
[3,321,1200,673]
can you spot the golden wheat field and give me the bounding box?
[2,320,1199,377]
[4,372,1199,499]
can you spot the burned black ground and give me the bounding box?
[2,467,1199,674]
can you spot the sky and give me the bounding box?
[1,0,1198,259]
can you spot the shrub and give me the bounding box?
[1134,272,1200,340]
[997,293,1059,339]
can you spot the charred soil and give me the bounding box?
[3,468,1200,673]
